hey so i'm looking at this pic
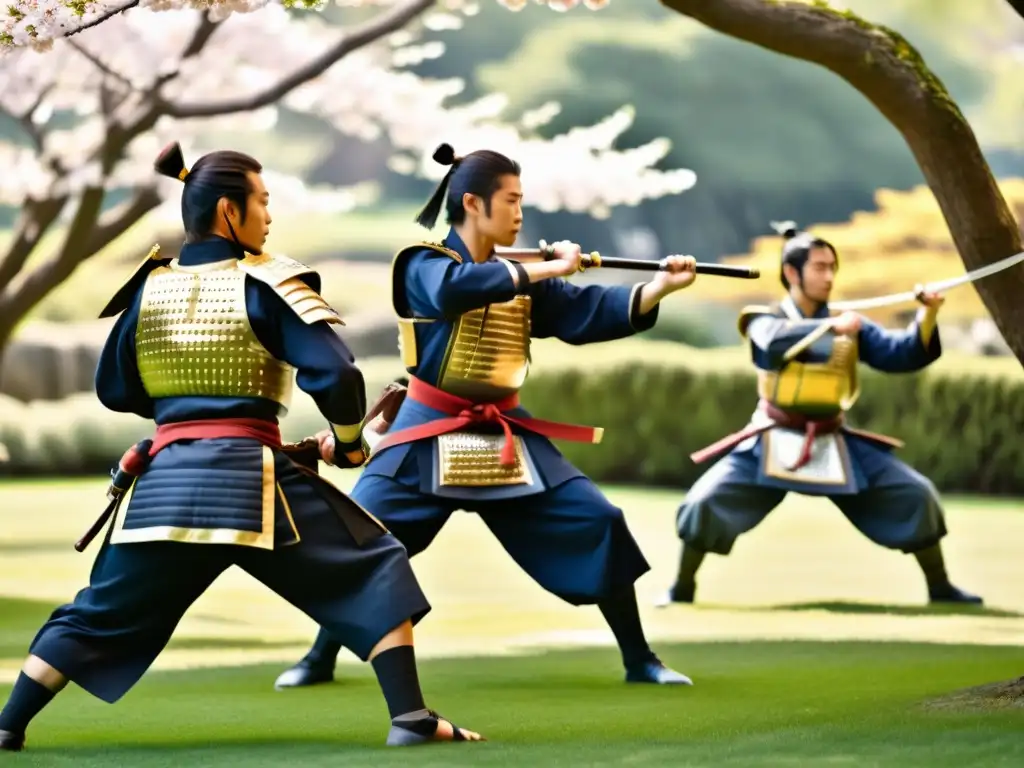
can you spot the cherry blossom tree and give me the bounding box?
[0,1,611,48]
[0,0,696,370]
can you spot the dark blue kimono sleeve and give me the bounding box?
[94,283,154,419]
[406,251,519,318]
[246,277,367,451]
[746,315,834,371]
[528,279,658,345]
[857,313,941,373]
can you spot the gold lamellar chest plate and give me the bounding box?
[135,262,294,406]
[438,295,532,400]
[758,334,860,414]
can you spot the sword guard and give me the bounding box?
[537,240,600,271]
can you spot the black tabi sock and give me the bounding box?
[674,545,706,590]
[371,645,427,720]
[0,673,56,734]
[304,628,343,667]
[914,544,950,589]
[598,587,658,669]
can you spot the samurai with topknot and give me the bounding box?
[0,143,483,752]
[273,142,700,692]
[661,221,982,608]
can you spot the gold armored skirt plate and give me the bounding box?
[436,432,534,487]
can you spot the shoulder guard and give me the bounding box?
[737,304,778,339]
[238,252,343,326]
[391,241,463,318]
[99,244,173,319]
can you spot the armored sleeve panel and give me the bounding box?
[237,252,344,326]
[390,242,462,370]
[390,241,462,318]
[736,304,776,339]
[98,244,173,319]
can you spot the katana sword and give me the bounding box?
[830,250,1024,312]
[495,240,761,279]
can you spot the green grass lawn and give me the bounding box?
[3,643,1022,766]
[2,481,1022,765]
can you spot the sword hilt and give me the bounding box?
[535,240,759,279]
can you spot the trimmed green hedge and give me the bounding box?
[2,351,1022,495]
[0,361,404,478]
[517,365,1024,496]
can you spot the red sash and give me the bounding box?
[370,377,601,467]
[117,418,282,475]
[689,400,843,471]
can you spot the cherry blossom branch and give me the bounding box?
[0,0,693,348]
[1,1,615,51]
[0,82,53,153]
[67,39,134,89]
[0,186,106,322]
[0,197,69,292]
[174,11,218,63]
[84,185,162,254]
[164,0,436,118]
[66,1,141,39]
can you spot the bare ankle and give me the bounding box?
[368,620,414,660]
[23,656,68,693]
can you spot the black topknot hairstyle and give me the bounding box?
[770,219,839,290]
[155,141,262,241]
[414,142,521,230]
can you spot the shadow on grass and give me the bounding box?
[691,600,1022,619]
[163,638,305,651]
[0,740,498,767]
[0,595,305,660]
[0,540,73,555]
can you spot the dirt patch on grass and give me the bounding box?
[924,675,1024,711]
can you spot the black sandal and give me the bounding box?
[0,729,25,752]
[386,709,471,746]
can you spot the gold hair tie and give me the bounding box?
[178,167,189,181]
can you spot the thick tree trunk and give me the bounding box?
[661,0,1024,366]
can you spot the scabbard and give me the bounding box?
[74,439,154,553]
[74,497,119,553]
[362,381,408,428]
[279,437,322,475]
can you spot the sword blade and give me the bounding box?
[830,250,1024,312]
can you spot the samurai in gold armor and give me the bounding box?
[662,223,982,608]
[0,143,485,753]
[274,143,697,691]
